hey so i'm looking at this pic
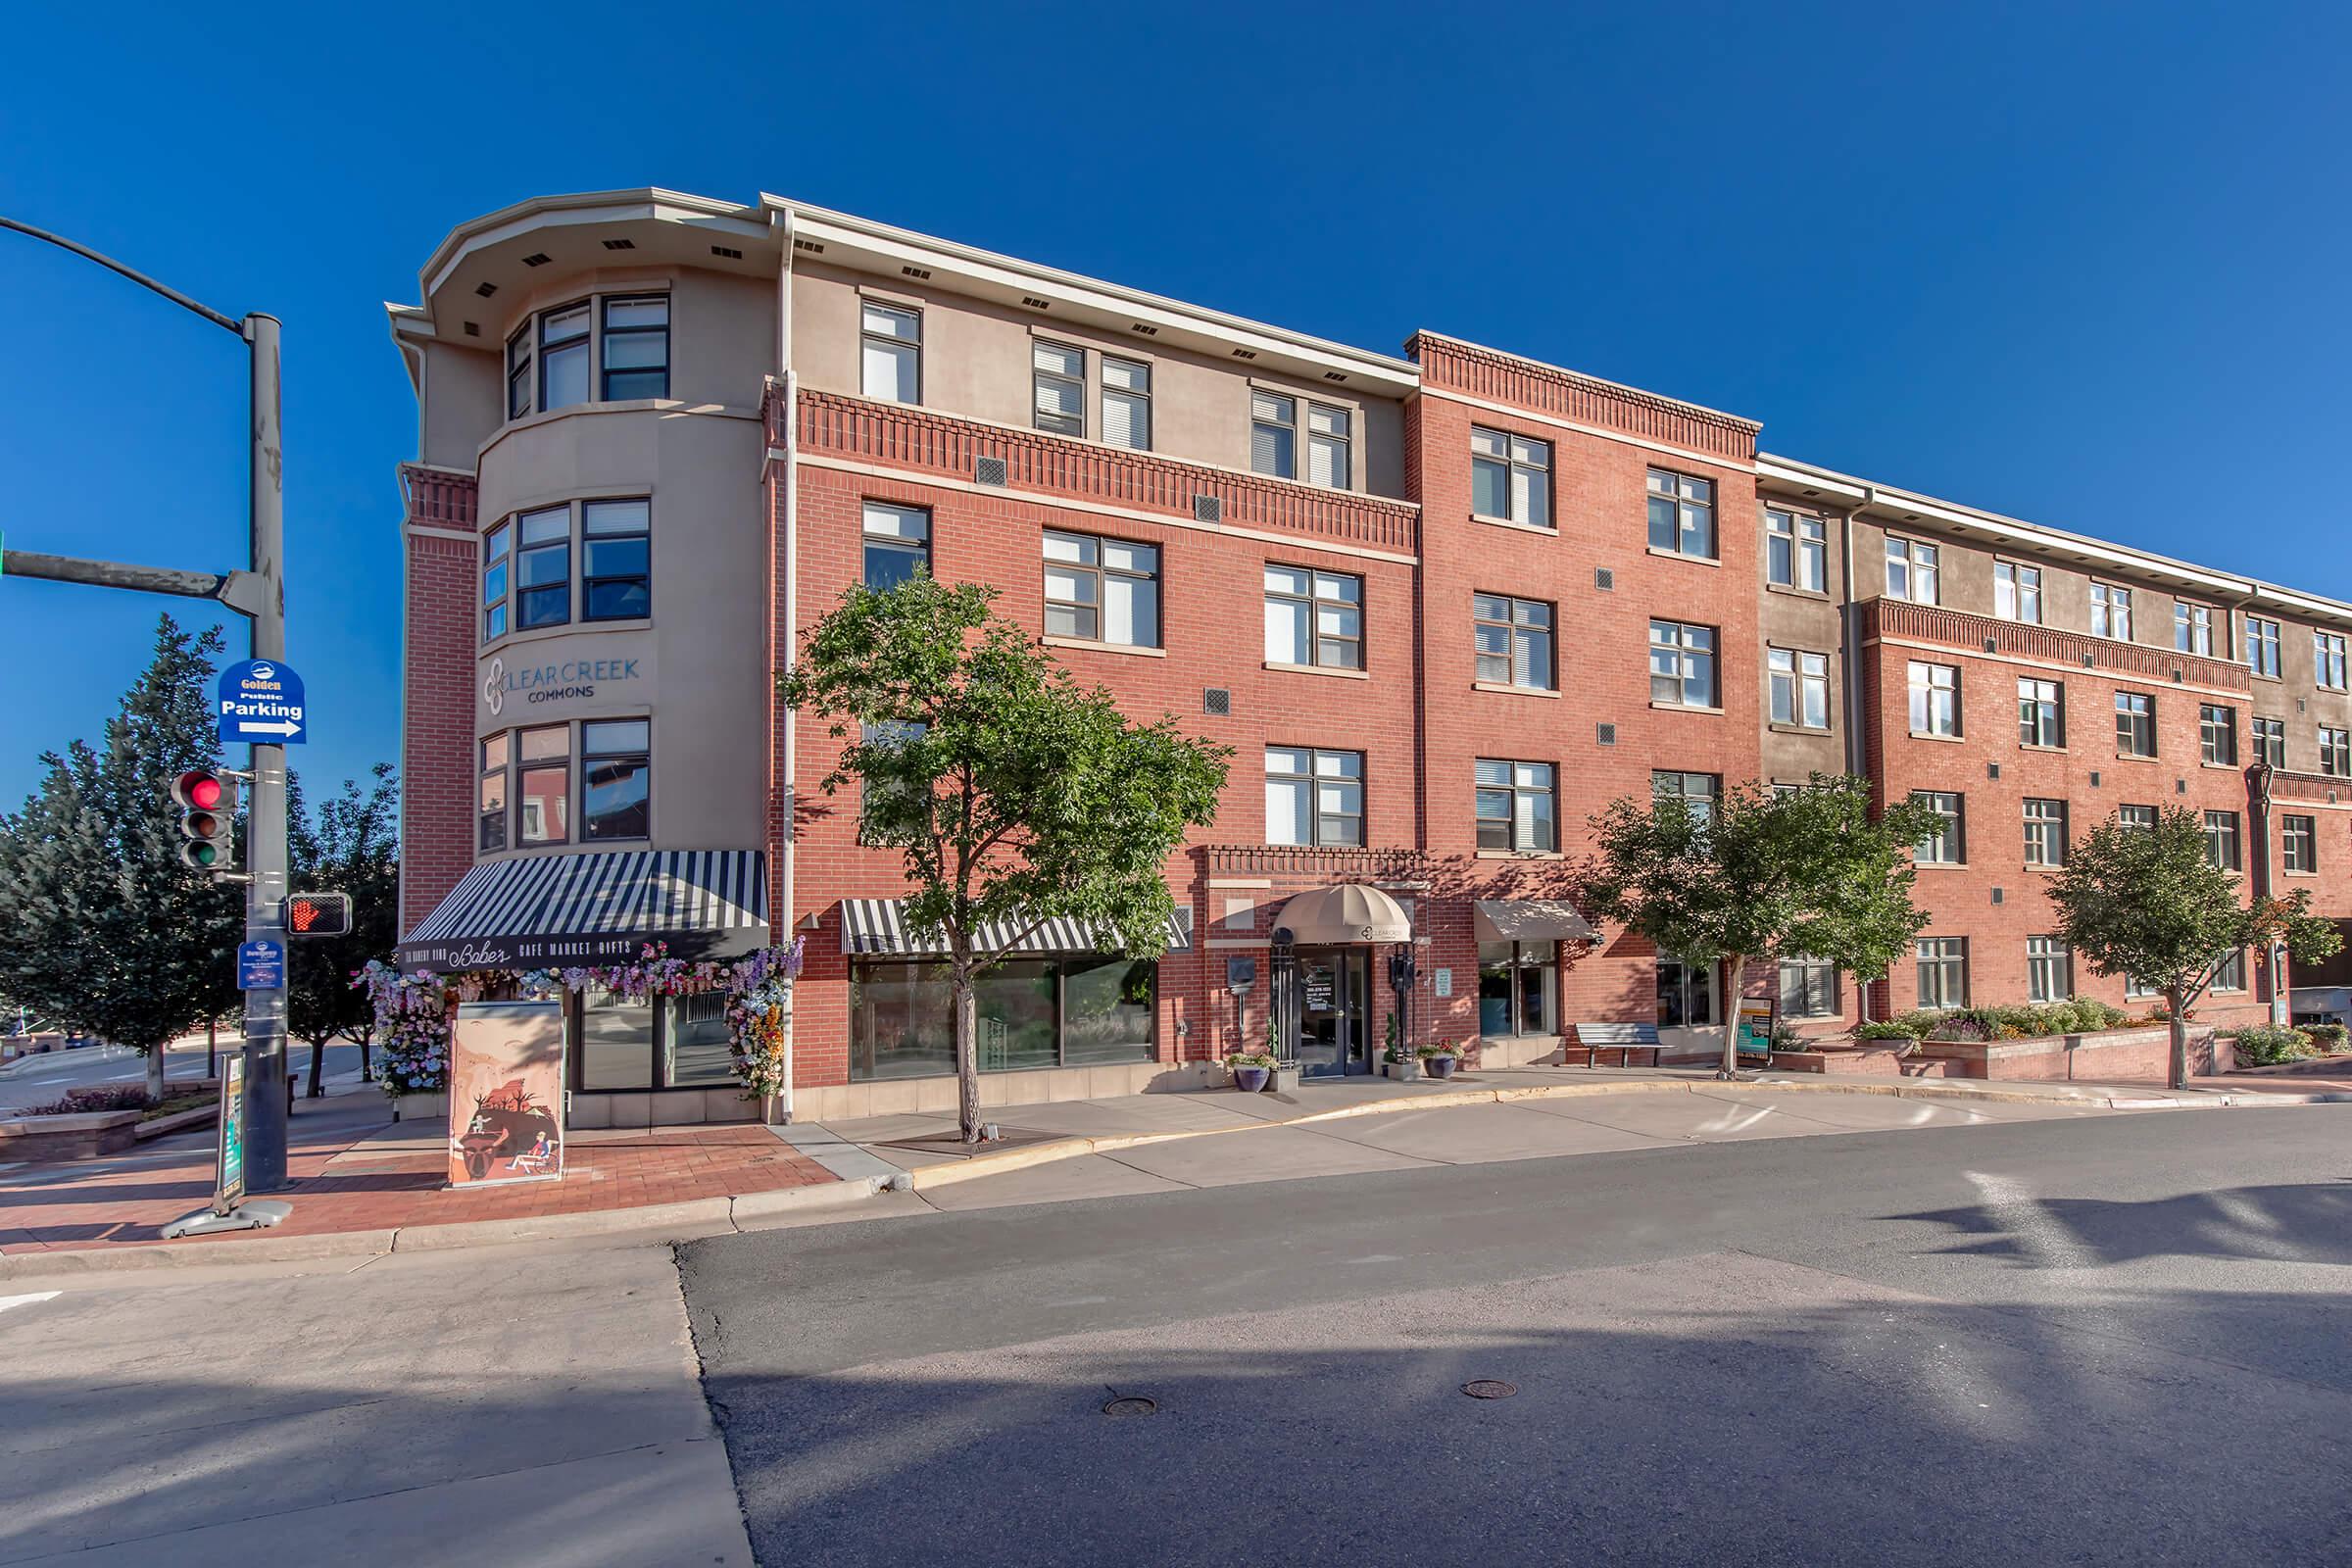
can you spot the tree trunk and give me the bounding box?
[144,1042,166,1103]
[2167,987,2191,1092]
[306,1036,325,1098]
[1720,954,1746,1079]
[954,962,982,1145]
[359,1034,372,1082]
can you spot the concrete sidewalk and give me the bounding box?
[824,1063,2352,1211]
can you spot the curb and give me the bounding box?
[0,1175,886,1281]
[897,1075,2348,1191]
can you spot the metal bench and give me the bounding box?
[1570,1022,1663,1068]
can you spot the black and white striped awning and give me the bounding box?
[839,899,1192,957]
[398,850,768,971]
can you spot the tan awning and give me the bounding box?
[1474,899,1594,945]
[1274,884,1412,945]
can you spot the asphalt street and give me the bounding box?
[0,1042,363,1110]
[681,1104,2352,1567]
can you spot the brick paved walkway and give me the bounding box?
[0,1094,837,1255]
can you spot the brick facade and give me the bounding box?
[397,466,480,936]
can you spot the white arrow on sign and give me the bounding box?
[240,719,303,736]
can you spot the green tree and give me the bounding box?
[2049,806,2341,1089]
[1576,774,1943,1077]
[0,616,241,1101]
[286,764,401,1097]
[781,575,1231,1143]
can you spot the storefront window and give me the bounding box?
[851,956,1157,1080]
[578,989,654,1089]
[516,726,570,844]
[1658,958,1716,1028]
[1478,941,1556,1036]
[662,992,734,1087]
[581,719,650,841]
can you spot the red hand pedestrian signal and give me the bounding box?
[285,893,351,938]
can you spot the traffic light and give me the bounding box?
[285,892,352,938]
[172,768,237,872]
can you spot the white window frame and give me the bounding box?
[1765,509,1827,593]
[1768,647,1830,729]
[859,301,922,405]
[2090,581,2133,641]
[1778,956,1840,1019]
[2018,677,2064,748]
[1994,560,2042,624]
[2024,798,2068,867]
[2027,937,2072,1004]
[1306,403,1351,490]
[1886,537,1939,604]
[1649,620,1719,709]
[1916,938,1969,1009]
[2321,725,2351,778]
[1912,791,1964,864]
[2253,716,2286,768]
[2175,602,2213,657]
[1031,340,1086,437]
[2115,691,2156,758]
[2203,809,2242,871]
[2246,615,2281,678]
[2199,704,2237,766]
[2317,631,2349,691]
[1250,390,1297,480]
[1908,661,1960,737]
[1102,356,1152,451]
[2283,813,2318,874]
[1654,771,1720,825]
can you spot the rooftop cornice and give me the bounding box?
[1407,331,1762,437]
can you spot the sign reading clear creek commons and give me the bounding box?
[479,651,643,717]
[217,660,307,745]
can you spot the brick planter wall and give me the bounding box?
[1915,1023,2216,1082]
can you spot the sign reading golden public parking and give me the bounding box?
[217,658,307,745]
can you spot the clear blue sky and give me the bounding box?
[3,1,2345,808]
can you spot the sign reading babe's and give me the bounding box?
[217,660,307,745]
[479,650,645,717]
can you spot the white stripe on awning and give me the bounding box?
[838,899,1193,957]
[406,850,768,947]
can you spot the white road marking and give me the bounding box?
[0,1292,62,1314]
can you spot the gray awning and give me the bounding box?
[398,849,768,971]
[1473,899,1594,945]
[1274,884,1412,945]
[840,899,1193,957]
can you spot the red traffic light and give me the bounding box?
[172,769,228,812]
[171,768,236,873]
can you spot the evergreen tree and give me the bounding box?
[286,764,401,1096]
[0,616,241,1100]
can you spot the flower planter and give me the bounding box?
[1387,1056,1421,1082]
[1233,1065,1270,1094]
[1424,1054,1459,1080]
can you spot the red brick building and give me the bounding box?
[386,190,2352,1124]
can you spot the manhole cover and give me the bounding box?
[1102,1396,1158,1417]
[1461,1380,1517,1399]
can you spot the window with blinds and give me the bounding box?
[1472,593,1554,690]
[1102,357,1151,450]
[1306,404,1349,490]
[1475,759,1557,853]
[1032,341,1084,436]
[1250,391,1296,479]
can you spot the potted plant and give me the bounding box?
[1417,1041,1462,1080]
[1227,1052,1276,1093]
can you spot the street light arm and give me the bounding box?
[0,215,244,335]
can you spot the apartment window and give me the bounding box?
[1043,531,1159,647]
[859,302,921,403]
[2322,726,2351,777]
[1480,941,1558,1037]
[2090,582,2132,641]
[2175,602,2213,657]
[2213,950,2247,992]
[1306,404,1350,490]
[2199,704,2237,766]
[1264,566,1363,670]
[505,326,532,420]
[2254,716,2286,768]
[1646,468,1716,559]
[1769,648,1830,729]
[2027,937,2073,1004]
[1916,938,1969,1009]
[1765,510,1827,592]
[1266,748,1363,847]
[514,506,572,631]
[1250,391,1297,479]
[2246,615,2281,678]
[580,719,651,841]
[581,500,652,621]
[861,502,931,591]
[1657,957,1716,1028]
[1473,593,1554,690]
[515,725,571,846]
[2024,798,2069,867]
[2283,813,2319,873]
[2318,631,2349,691]
[1102,357,1152,450]
[1912,791,1964,864]
[1886,538,1939,604]
[599,296,669,401]
[1476,760,1558,854]
[1472,427,1551,527]
[2018,677,2065,748]
[538,302,591,411]
[2204,809,2241,871]
[481,522,511,641]
[478,733,509,853]
[2117,805,2158,832]
[1779,956,1839,1019]
[1908,661,1960,737]
[857,721,928,843]
[1649,620,1719,708]
[1994,561,2042,624]
[2115,692,2156,758]
[2126,973,2160,1001]
[1032,341,1085,436]
[1654,770,1720,826]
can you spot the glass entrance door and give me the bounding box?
[1297,948,1370,1078]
